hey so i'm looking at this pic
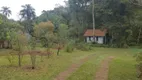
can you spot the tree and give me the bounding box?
[0,6,11,17]
[34,21,54,47]
[20,4,35,20]
[56,24,69,55]
[20,4,36,35]
[6,21,23,48]
[12,32,28,67]
[34,21,55,58]
[35,0,142,47]
[0,14,22,48]
[28,37,37,69]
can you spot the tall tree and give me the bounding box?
[0,6,11,17]
[68,0,92,39]
[19,4,36,35]
[20,4,35,20]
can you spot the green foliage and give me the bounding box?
[76,42,92,51]
[28,37,37,50]
[19,4,36,35]
[65,44,74,53]
[12,32,28,51]
[0,6,12,17]
[34,21,55,47]
[92,44,109,48]
[34,0,142,47]
[30,54,36,69]
[6,52,14,65]
[0,15,22,43]
[136,52,142,79]
[65,40,75,53]
[34,21,54,37]
[20,4,35,20]
[57,24,69,44]
[0,15,3,24]
[36,6,67,27]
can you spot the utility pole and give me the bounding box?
[92,0,95,42]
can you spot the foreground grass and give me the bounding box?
[0,48,140,80]
[67,48,140,80]
[97,48,139,80]
[67,54,106,80]
[107,48,139,80]
[108,58,138,80]
[0,49,94,80]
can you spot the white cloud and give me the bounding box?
[0,0,66,20]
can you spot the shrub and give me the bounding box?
[30,54,36,69]
[65,40,75,53]
[65,44,74,53]
[136,52,142,79]
[76,42,92,51]
[6,53,14,65]
[91,44,108,48]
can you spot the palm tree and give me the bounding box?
[92,0,95,42]
[19,4,36,35]
[0,6,11,17]
[42,10,47,14]
[20,4,36,20]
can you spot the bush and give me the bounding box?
[136,52,142,79]
[6,53,14,65]
[65,40,75,53]
[76,42,92,51]
[91,44,108,48]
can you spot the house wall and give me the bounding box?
[86,36,104,44]
[86,37,92,43]
[98,37,104,44]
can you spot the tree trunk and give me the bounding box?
[57,48,60,56]
[18,53,21,67]
[57,44,61,56]
[31,55,36,69]
[17,38,21,67]
[92,0,95,42]
[137,28,142,44]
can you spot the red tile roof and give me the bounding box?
[84,29,107,37]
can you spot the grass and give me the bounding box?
[67,48,140,80]
[0,49,94,80]
[108,58,138,80]
[0,48,140,80]
[67,54,106,80]
[108,49,139,80]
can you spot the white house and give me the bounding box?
[84,29,107,44]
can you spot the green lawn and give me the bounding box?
[0,48,140,80]
[67,48,139,80]
[67,53,106,80]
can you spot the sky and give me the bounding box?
[0,0,66,20]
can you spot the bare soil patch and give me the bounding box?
[95,56,114,80]
[54,54,95,80]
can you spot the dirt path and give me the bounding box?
[54,54,95,80]
[95,56,114,80]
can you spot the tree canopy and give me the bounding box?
[0,0,142,48]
